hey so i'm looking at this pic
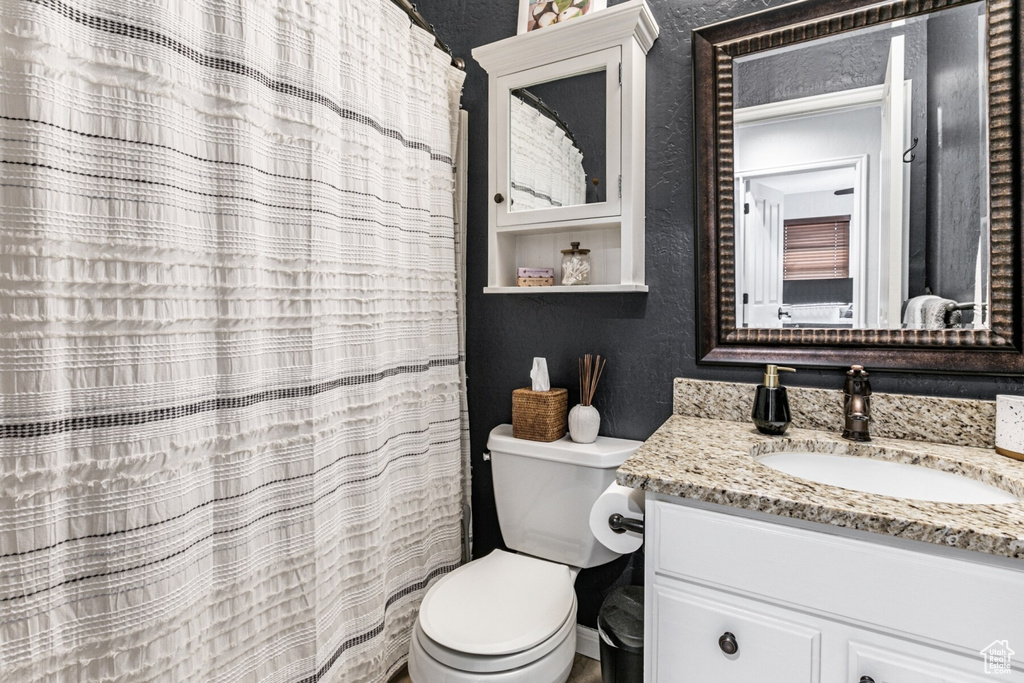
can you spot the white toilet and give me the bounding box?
[408,424,642,683]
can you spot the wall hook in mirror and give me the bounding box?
[903,137,919,163]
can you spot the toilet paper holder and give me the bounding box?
[608,513,644,535]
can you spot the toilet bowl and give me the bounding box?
[408,552,578,682]
[408,425,643,683]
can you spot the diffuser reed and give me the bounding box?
[570,354,605,443]
[578,354,606,407]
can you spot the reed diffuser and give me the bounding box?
[569,354,606,443]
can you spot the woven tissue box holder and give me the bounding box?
[512,387,568,442]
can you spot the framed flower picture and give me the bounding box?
[517,0,607,34]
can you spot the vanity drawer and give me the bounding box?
[650,500,1024,652]
[847,639,1015,683]
[651,582,821,683]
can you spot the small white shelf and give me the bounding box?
[483,284,649,294]
[494,217,620,235]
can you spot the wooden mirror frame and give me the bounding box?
[694,0,1023,374]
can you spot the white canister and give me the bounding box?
[996,395,1024,461]
[568,404,600,444]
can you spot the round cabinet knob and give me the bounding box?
[493,193,505,204]
[859,677,875,683]
[718,631,738,655]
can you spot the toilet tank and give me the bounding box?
[486,424,643,568]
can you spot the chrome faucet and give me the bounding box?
[842,365,872,442]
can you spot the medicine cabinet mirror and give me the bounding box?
[694,0,1023,373]
[473,0,658,293]
[509,73,607,213]
[499,49,621,226]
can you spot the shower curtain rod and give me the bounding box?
[391,0,466,70]
[511,88,583,154]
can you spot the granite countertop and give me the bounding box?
[617,414,1024,560]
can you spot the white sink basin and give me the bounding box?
[756,451,1020,504]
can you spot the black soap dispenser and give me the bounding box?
[752,365,796,435]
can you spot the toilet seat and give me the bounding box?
[410,550,578,680]
[418,550,575,656]
[414,594,577,674]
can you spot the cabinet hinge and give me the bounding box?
[618,175,622,199]
[618,63,622,85]
[744,202,750,215]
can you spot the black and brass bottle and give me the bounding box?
[751,365,796,435]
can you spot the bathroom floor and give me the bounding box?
[390,653,602,682]
[566,654,604,681]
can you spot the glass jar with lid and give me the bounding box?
[560,242,591,286]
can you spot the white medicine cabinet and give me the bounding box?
[472,0,658,293]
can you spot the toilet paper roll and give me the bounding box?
[589,483,646,555]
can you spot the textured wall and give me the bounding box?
[926,4,986,306]
[415,0,1024,627]
[733,21,923,108]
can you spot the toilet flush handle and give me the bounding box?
[608,513,644,535]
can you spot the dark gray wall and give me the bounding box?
[926,3,986,305]
[734,21,925,108]
[417,0,1024,628]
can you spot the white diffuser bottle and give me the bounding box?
[569,354,606,444]
[568,404,600,443]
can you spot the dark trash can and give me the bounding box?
[597,585,644,683]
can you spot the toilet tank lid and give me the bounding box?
[487,424,643,469]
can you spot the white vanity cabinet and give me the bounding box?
[645,497,1024,682]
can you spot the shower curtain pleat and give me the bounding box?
[0,0,467,680]
[509,98,587,210]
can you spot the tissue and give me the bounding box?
[530,357,550,392]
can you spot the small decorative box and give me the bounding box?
[996,395,1024,461]
[517,267,555,278]
[512,387,568,442]
[517,276,555,287]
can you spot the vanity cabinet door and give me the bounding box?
[651,583,820,683]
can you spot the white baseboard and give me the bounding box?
[575,625,601,660]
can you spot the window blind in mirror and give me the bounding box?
[783,215,851,281]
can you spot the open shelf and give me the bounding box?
[488,227,647,292]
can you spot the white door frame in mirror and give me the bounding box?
[735,157,868,329]
[496,47,622,227]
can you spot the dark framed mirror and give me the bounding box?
[694,0,1022,373]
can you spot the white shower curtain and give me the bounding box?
[509,97,587,211]
[0,0,467,681]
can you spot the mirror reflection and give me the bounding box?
[509,70,606,211]
[733,1,989,331]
